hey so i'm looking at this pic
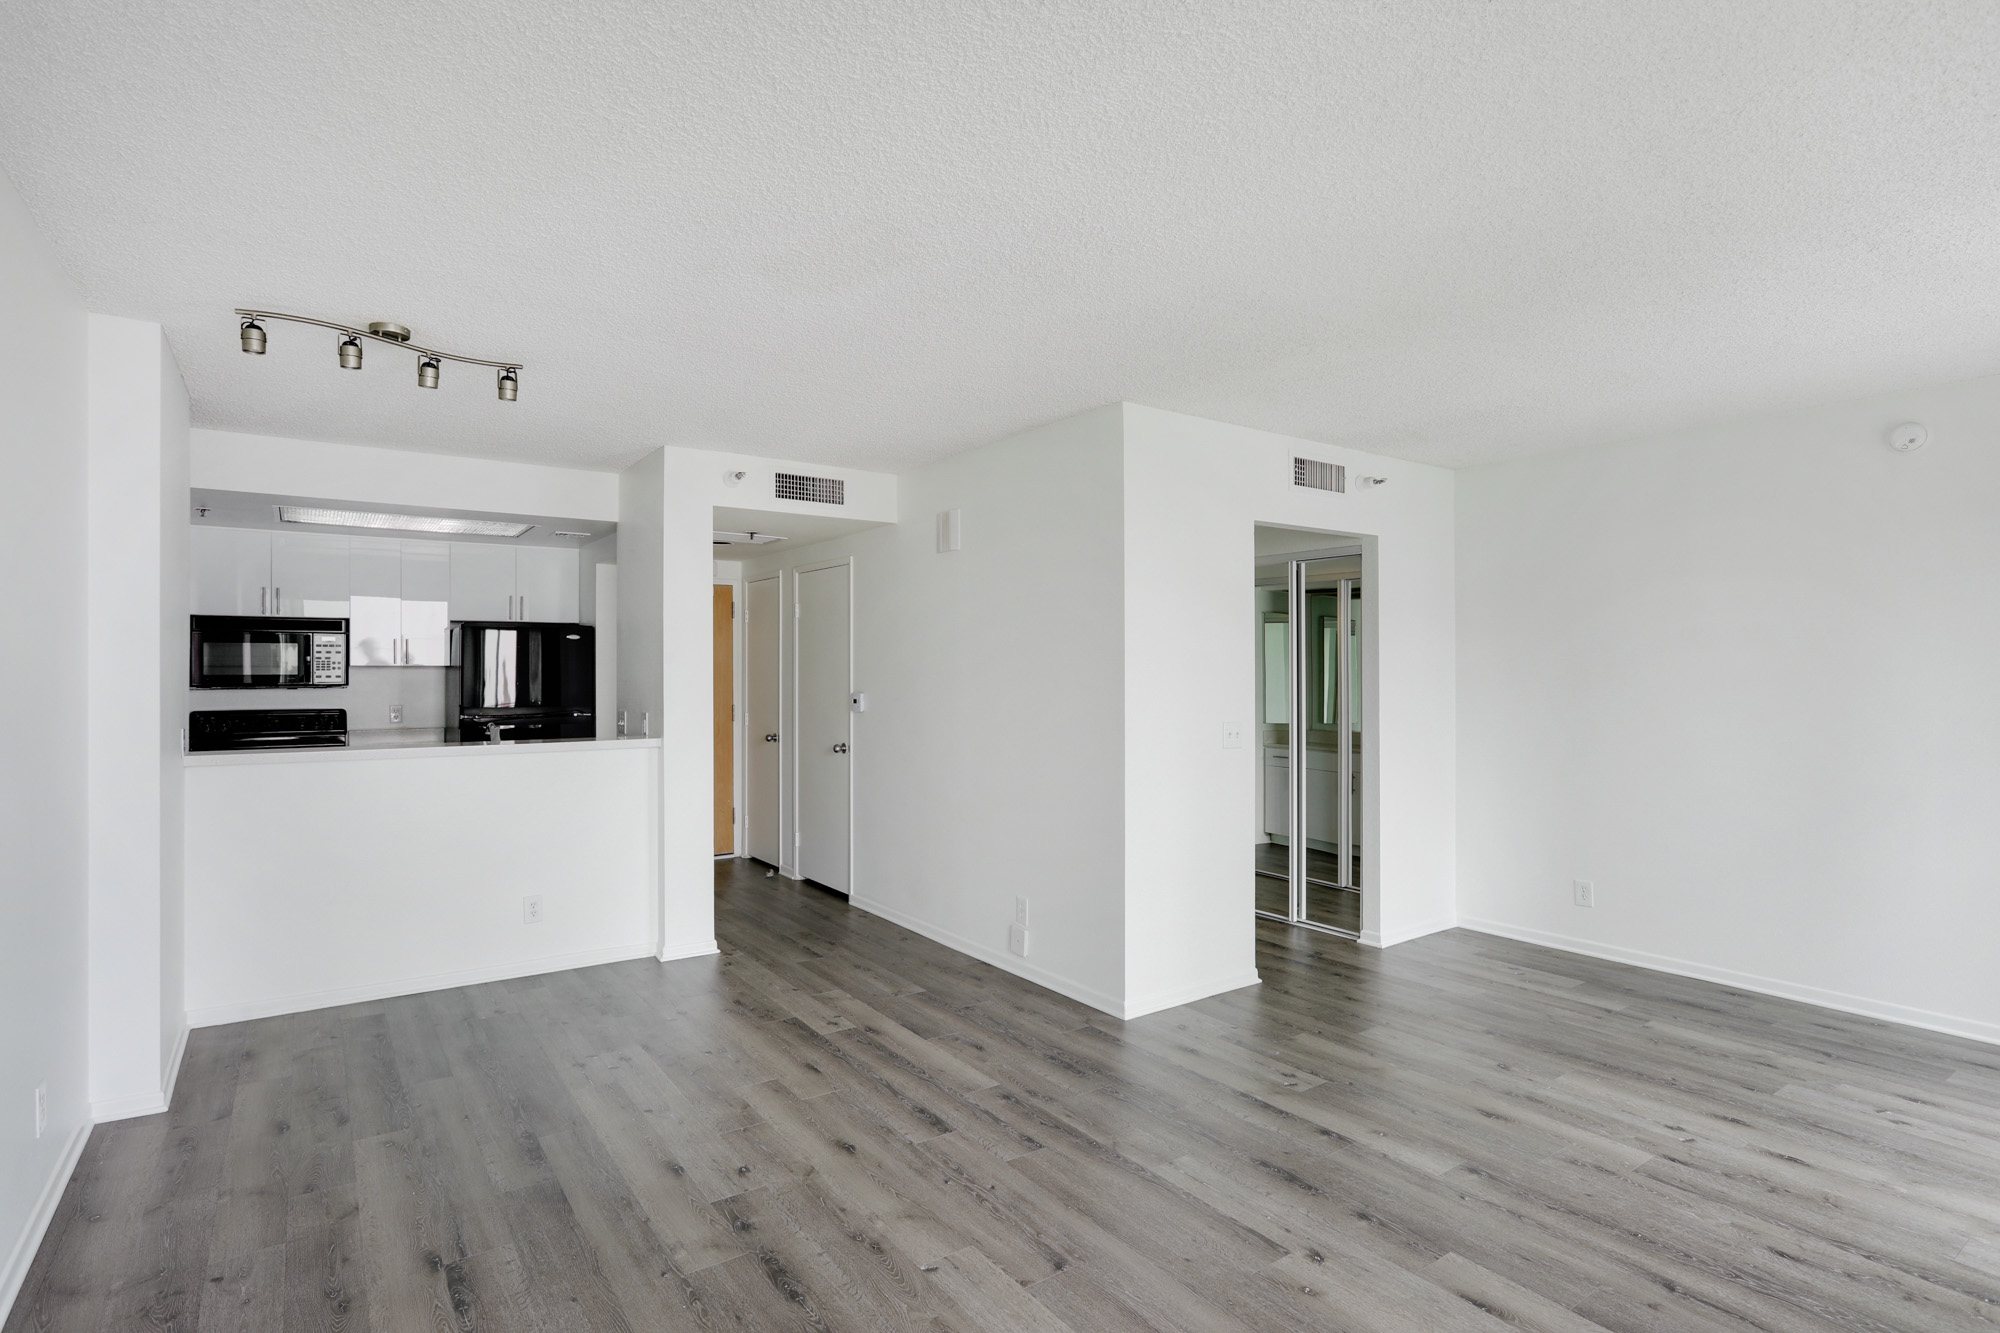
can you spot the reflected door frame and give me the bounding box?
[1258,543,1363,939]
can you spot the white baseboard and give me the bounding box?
[1361,916,1458,949]
[1122,971,1263,1020]
[89,1089,167,1121]
[159,1022,189,1113]
[852,895,1129,1017]
[658,938,720,963]
[186,942,659,1027]
[851,896,1260,1020]
[1457,916,2000,1049]
[0,1119,89,1327]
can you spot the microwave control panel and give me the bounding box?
[310,633,348,685]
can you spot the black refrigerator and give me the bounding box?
[448,621,595,742]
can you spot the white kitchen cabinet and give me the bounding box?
[271,533,350,617]
[448,543,516,621]
[515,546,579,622]
[347,537,403,665]
[401,541,451,664]
[191,526,275,615]
[350,537,452,665]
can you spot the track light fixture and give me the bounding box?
[233,309,520,401]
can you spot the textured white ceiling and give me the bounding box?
[3,1,1998,472]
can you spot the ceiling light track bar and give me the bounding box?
[234,309,522,371]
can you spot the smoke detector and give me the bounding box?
[1887,423,1928,452]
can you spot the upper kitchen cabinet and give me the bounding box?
[448,542,516,621]
[351,538,452,665]
[401,542,451,664]
[348,537,403,665]
[191,526,275,615]
[448,543,578,621]
[516,546,579,622]
[271,533,350,617]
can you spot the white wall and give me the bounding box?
[1457,374,2000,1043]
[1120,406,1459,997]
[0,169,91,1324]
[743,408,1130,1010]
[190,428,619,520]
[184,744,662,1023]
[84,315,191,1122]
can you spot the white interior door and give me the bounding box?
[746,576,782,866]
[796,564,851,892]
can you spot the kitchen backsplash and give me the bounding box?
[187,666,451,729]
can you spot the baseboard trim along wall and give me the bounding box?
[854,895,1258,1020]
[1361,916,1459,950]
[90,1022,192,1123]
[0,1120,90,1327]
[186,942,659,1027]
[1122,971,1263,1020]
[658,938,720,964]
[1458,917,2000,1049]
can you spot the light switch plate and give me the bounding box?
[1222,722,1244,749]
[1008,923,1028,957]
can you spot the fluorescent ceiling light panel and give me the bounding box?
[278,506,533,537]
[712,531,785,544]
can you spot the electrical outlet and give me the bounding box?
[388,704,404,724]
[1008,923,1029,957]
[1222,722,1244,749]
[523,895,544,924]
[1014,896,1029,928]
[34,1083,47,1139]
[1573,879,1595,908]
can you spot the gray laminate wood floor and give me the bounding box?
[10,860,2000,1332]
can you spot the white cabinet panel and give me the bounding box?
[449,543,515,622]
[515,546,578,622]
[191,527,272,616]
[401,541,451,665]
[272,533,349,618]
[348,537,402,666]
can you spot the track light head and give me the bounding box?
[497,368,518,401]
[239,319,266,354]
[338,336,363,370]
[417,358,440,389]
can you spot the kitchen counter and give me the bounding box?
[184,730,660,766]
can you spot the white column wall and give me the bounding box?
[84,314,190,1122]
[1457,373,2000,1042]
[1120,404,1459,998]
[0,168,92,1325]
[741,408,1131,1012]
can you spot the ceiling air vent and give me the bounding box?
[775,471,845,505]
[1292,457,1346,493]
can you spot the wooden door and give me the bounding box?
[714,584,735,855]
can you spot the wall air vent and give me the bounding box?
[775,472,845,505]
[1292,458,1346,493]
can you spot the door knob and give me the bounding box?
[833,743,848,754]
[764,733,779,742]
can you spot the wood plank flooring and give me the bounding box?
[11,858,2000,1331]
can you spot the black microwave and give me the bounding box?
[190,616,349,689]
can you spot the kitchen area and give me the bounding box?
[178,471,668,1029]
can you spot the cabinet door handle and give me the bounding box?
[260,586,267,614]
[507,594,514,619]
[521,596,529,620]
[274,586,281,614]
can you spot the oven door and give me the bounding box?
[190,618,349,689]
